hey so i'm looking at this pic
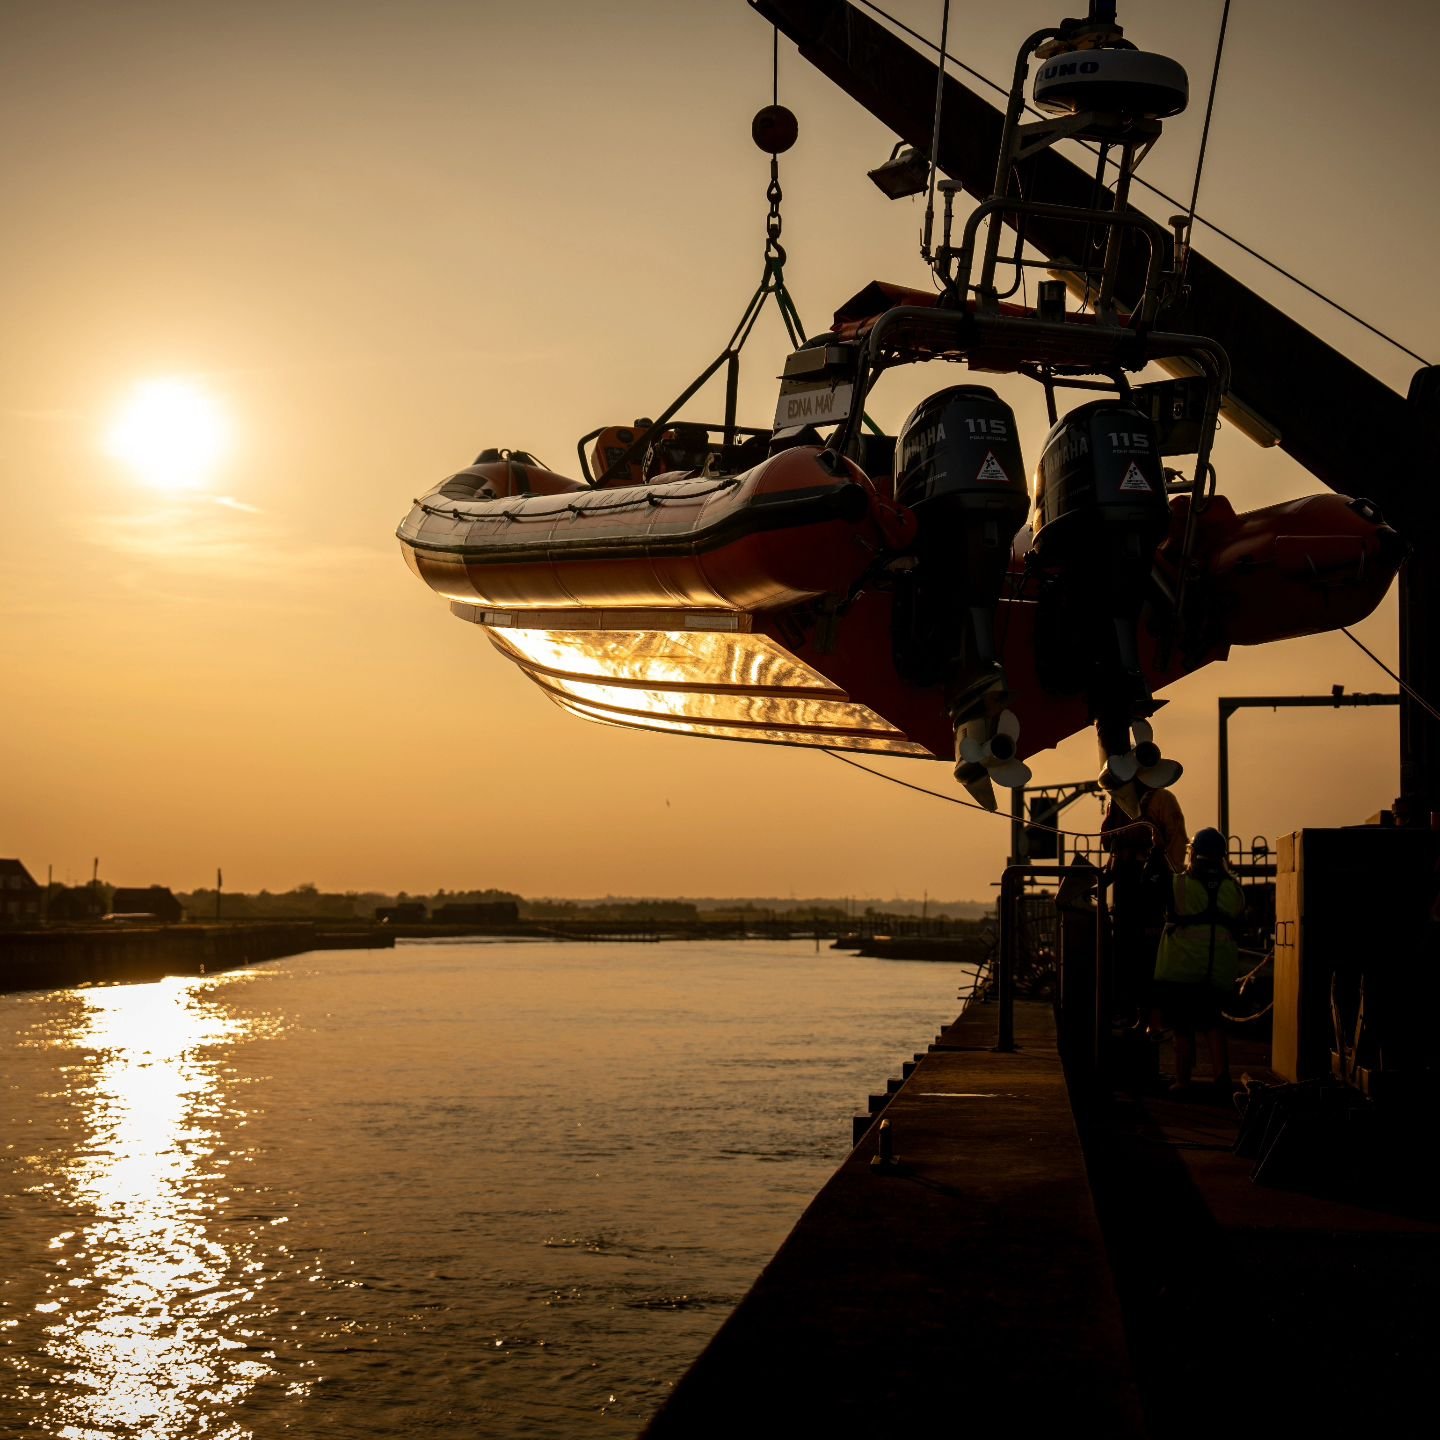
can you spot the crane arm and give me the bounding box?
[750,0,1430,532]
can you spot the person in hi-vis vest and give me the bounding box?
[1151,827,1244,1093]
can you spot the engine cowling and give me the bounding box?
[893,385,1031,690]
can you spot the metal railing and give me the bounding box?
[994,850,1277,1079]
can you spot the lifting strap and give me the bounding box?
[594,153,808,485]
[594,39,810,487]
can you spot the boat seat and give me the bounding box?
[643,423,712,481]
[589,425,649,488]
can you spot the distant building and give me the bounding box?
[435,901,520,924]
[109,886,184,924]
[0,860,41,926]
[47,885,106,923]
[376,901,428,924]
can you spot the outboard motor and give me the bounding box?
[893,385,1032,807]
[1032,399,1181,797]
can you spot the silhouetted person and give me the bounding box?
[1151,826,1244,1094]
[1101,783,1187,1025]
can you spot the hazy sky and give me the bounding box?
[3,0,1436,899]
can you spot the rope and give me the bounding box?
[1221,1000,1273,1024]
[850,0,1432,367]
[1183,0,1231,261]
[820,747,1154,844]
[417,477,737,518]
[1341,626,1440,724]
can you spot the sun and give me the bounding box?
[104,378,231,491]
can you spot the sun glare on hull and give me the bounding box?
[104,378,230,491]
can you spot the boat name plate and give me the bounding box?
[773,378,854,434]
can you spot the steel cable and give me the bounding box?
[821,746,1154,844]
[1341,626,1440,724]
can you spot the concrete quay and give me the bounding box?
[645,996,1440,1438]
[642,999,1142,1435]
[0,922,392,993]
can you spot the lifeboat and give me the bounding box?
[399,444,908,615]
[396,415,1403,785]
[397,442,934,759]
[396,9,1406,808]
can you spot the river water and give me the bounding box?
[0,938,970,1438]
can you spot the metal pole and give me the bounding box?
[1401,366,1440,824]
[920,0,952,264]
[1218,699,1233,840]
[997,866,1021,1052]
[1093,868,1110,1078]
[723,350,740,449]
[1217,691,1399,840]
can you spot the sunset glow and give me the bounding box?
[104,379,230,492]
[5,0,1431,901]
[2,2,1437,1436]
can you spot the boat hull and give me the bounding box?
[398,448,892,612]
[399,448,1402,768]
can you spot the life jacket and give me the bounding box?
[1153,869,1244,991]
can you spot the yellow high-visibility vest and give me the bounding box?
[1154,871,1245,990]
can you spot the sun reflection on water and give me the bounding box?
[24,976,290,1440]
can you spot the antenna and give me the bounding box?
[920,0,952,267]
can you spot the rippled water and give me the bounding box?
[0,939,968,1437]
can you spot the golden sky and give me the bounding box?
[3,0,1436,899]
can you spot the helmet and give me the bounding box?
[1191,827,1225,861]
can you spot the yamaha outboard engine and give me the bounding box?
[1033,399,1181,798]
[893,385,1032,807]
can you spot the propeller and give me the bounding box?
[1099,749,1139,790]
[1098,718,1184,793]
[1130,718,1183,789]
[1108,780,1144,819]
[955,708,1033,810]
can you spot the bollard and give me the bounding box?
[870,1117,901,1172]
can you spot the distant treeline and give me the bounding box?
[532,895,993,921]
[167,885,990,923]
[522,898,701,922]
[176,884,523,921]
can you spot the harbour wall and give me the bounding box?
[0,923,392,994]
